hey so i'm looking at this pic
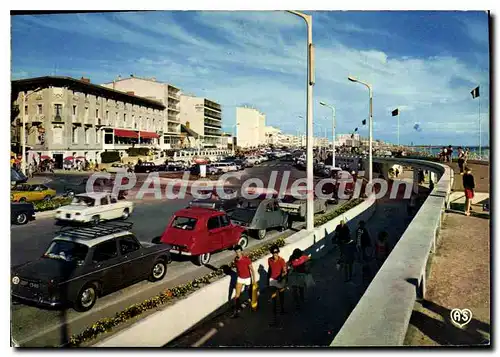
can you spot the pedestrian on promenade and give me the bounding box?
[463,167,475,216]
[447,145,453,163]
[287,249,311,309]
[341,238,357,282]
[267,245,287,317]
[232,245,256,317]
[457,147,466,174]
[333,219,351,247]
[375,231,390,269]
[355,221,372,263]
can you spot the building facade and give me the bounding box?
[101,75,182,149]
[11,76,165,167]
[236,106,266,148]
[179,94,223,148]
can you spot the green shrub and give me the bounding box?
[126,147,150,157]
[33,197,73,212]
[101,151,121,163]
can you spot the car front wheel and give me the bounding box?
[121,208,130,220]
[256,229,267,240]
[74,282,98,312]
[14,213,28,225]
[149,259,167,282]
[237,234,249,249]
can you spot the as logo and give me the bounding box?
[450,308,472,328]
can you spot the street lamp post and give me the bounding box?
[319,101,336,168]
[348,76,373,184]
[287,10,314,231]
[232,123,240,155]
[20,87,42,175]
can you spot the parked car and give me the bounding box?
[11,184,57,203]
[134,162,160,173]
[11,222,172,311]
[211,162,237,173]
[188,188,243,211]
[11,168,28,185]
[11,202,36,225]
[278,194,328,220]
[244,156,261,166]
[64,178,113,198]
[55,192,134,225]
[157,207,248,266]
[105,163,133,174]
[229,198,290,240]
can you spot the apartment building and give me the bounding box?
[264,126,281,145]
[101,75,182,149]
[236,106,266,148]
[179,94,224,148]
[11,76,165,167]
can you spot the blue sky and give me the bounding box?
[11,10,490,146]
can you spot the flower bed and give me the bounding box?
[32,197,73,212]
[68,198,365,347]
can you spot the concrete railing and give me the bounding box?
[95,195,377,347]
[331,158,454,346]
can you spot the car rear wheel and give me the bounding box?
[19,197,27,203]
[195,253,211,266]
[256,229,267,240]
[91,215,100,226]
[15,213,28,225]
[121,208,130,220]
[149,259,167,282]
[74,282,98,312]
[237,234,249,249]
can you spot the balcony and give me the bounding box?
[204,109,221,120]
[167,115,180,122]
[71,115,81,124]
[204,122,221,129]
[28,114,45,124]
[51,114,64,124]
[168,91,180,100]
[204,100,221,111]
[167,105,180,112]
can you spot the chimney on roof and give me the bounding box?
[126,91,135,96]
[80,77,90,83]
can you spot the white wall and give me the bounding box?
[179,95,204,138]
[236,107,266,148]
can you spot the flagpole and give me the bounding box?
[397,111,400,147]
[478,84,481,159]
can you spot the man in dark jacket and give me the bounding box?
[334,219,351,246]
[463,167,475,216]
[355,221,372,262]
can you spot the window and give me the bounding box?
[85,128,90,144]
[207,216,220,230]
[54,104,62,119]
[44,240,88,264]
[96,128,100,144]
[110,196,117,204]
[72,105,77,115]
[219,215,230,227]
[123,113,127,126]
[96,108,99,118]
[24,105,28,115]
[85,107,89,118]
[118,235,140,255]
[38,104,43,114]
[72,127,78,144]
[106,110,109,120]
[101,196,109,205]
[171,216,197,230]
[92,240,118,263]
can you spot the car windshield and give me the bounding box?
[44,239,88,264]
[171,216,197,230]
[71,196,95,207]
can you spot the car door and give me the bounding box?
[117,234,149,282]
[270,199,285,227]
[29,185,43,201]
[88,239,125,294]
[206,216,224,252]
[218,214,234,248]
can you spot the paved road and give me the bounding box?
[167,196,420,347]
[11,161,341,347]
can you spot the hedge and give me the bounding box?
[101,151,121,164]
[126,147,151,157]
[68,198,366,347]
[33,197,73,212]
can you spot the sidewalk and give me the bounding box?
[404,210,490,345]
[168,198,414,347]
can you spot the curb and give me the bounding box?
[35,210,57,219]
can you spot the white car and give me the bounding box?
[55,192,134,225]
[245,156,261,166]
[107,163,130,173]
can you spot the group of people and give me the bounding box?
[333,220,390,283]
[230,244,314,322]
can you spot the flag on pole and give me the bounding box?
[471,86,480,99]
[354,127,358,132]
[392,108,399,116]
[362,119,366,125]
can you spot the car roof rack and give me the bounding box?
[57,221,133,240]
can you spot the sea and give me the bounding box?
[412,146,489,161]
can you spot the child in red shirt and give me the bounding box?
[232,245,255,317]
[267,245,287,317]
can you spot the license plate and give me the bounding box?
[29,282,39,289]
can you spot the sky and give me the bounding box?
[11,10,490,146]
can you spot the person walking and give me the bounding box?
[333,219,351,247]
[355,221,372,263]
[232,245,256,317]
[267,245,287,317]
[463,167,475,216]
[457,147,465,175]
[375,232,390,269]
[287,248,310,309]
[341,238,357,282]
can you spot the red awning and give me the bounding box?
[139,131,160,139]
[114,129,138,138]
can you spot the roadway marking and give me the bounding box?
[191,323,223,347]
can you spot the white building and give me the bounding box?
[101,75,182,149]
[180,94,224,148]
[264,126,281,145]
[236,106,266,148]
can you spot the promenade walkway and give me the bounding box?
[404,162,490,346]
[168,195,418,347]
